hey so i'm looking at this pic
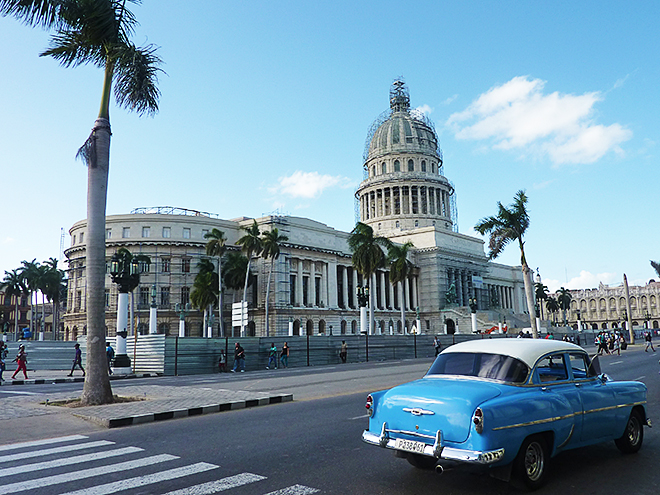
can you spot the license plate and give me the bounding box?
[394,438,426,454]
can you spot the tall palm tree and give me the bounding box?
[348,222,392,334]
[19,259,41,336]
[261,228,289,336]
[651,260,660,279]
[191,259,218,337]
[222,252,250,299]
[474,190,539,338]
[387,241,414,334]
[43,258,66,339]
[557,287,572,326]
[534,282,549,321]
[546,296,559,326]
[1,1,162,405]
[204,229,227,336]
[236,220,262,336]
[0,269,27,339]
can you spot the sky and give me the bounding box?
[1,0,658,293]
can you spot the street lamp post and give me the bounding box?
[357,286,369,335]
[576,309,582,332]
[469,297,478,334]
[207,313,215,339]
[148,284,158,334]
[644,311,652,330]
[175,303,191,337]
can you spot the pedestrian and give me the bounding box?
[433,336,442,356]
[106,342,114,375]
[11,344,28,380]
[218,349,226,372]
[644,331,656,352]
[612,334,621,356]
[68,343,85,377]
[340,340,347,363]
[267,342,278,369]
[280,342,289,368]
[232,342,246,372]
[0,344,5,385]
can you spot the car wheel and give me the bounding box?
[615,409,644,454]
[515,436,548,490]
[406,453,438,469]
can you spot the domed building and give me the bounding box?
[63,81,529,339]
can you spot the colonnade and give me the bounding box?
[360,184,450,220]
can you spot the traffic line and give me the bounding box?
[609,360,623,365]
[350,414,369,420]
[0,435,88,452]
[0,390,39,395]
[0,446,144,477]
[162,472,267,494]
[0,454,178,494]
[58,462,218,495]
[264,485,320,495]
[0,441,115,464]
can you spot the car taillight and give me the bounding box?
[366,395,374,417]
[473,407,484,433]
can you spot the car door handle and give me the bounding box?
[575,383,581,387]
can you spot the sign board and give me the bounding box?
[231,301,248,326]
[471,275,484,289]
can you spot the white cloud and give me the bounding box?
[442,95,458,105]
[446,76,632,165]
[416,104,433,115]
[544,270,618,293]
[270,171,353,199]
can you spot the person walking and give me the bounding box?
[267,343,278,369]
[280,342,289,368]
[106,342,115,375]
[11,344,28,380]
[340,340,347,363]
[0,343,6,384]
[645,331,656,352]
[433,336,442,356]
[68,343,85,377]
[218,349,226,372]
[232,342,246,372]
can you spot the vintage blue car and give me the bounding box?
[362,339,650,489]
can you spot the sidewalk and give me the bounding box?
[1,369,160,386]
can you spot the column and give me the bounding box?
[412,276,418,311]
[327,261,336,309]
[296,259,303,307]
[406,277,412,311]
[353,269,359,306]
[389,274,395,309]
[380,271,386,309]
[310,261,316,307]
[456,272,462,306]
[342,266,349,309]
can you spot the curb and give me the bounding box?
[1,373,162,386]
[72,393,294,428]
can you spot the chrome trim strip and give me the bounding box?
[403,407,435,416]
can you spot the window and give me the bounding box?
[139,287,150,306]
[122,227,130,238]
[408,159,414,171]
[106,229,112,239]
[381,162,386,174]
[569,353,598,379]
[76,291,82,311]
[427,352,529,384]
[104,289,110,308]
[394,160,400,172]
[395,221,400,228]
[183,228,191,239]
[160,287,170,306]
[421,160,427,172]
[72,235,76,245]
[290,274,296,306]
[142,227,151,238]
[161,258,170,273]
[432,163,436,173]
[181,286,190,305]
[162,227,171,238]
[182,258,191,273]
[202,229,209,238]
[535,354,569,382]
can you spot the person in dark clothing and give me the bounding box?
[68,343,85,377]
[106,342,114,375]
[232,342,246,372]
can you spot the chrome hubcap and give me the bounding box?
[524,442,544,482]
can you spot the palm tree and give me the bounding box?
[43,258,66,339]
[261,228,289,336]
[534,282,549,321]
[348,222,392,334]
[0,269,27,339]
[19,259,41,336]
[223,252,250,299]
[557,287,572,326]
[388,241,414,334]
[236,220,262,336]
[546,296,559,326]
[191,259,218,338]
[651,260,660,279]
[2,1,162,405]
[204,229,227,336]
[474,190,538,338]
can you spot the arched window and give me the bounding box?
[432,163,436,173]
[394,160,400,172]
[421,160,427,172]
[372,166,376,177]
[381,162,387,174]
[408,159,414,171]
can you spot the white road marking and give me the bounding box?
[0,447,143,477]
[162,472,267,495]
[0,390,38,395]
[350,414,369,420]
[265,485,320,495]
[0,441,114,464]
[58,462,218,495]
[0,454,178,494]
[0,435,88,452]
[635,376,646,381]
[609,360,623,365]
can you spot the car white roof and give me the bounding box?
[441,338,585,368]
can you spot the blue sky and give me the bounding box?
[1,0,658,293]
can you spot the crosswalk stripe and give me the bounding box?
[162,472,267,495]
[0,441,114,464]
[264,486,320,495]
[0,447,144,477]
[0,454,178,494]
[58,462,219,495]
[0,435,89,452]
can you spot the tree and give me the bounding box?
[236,220,262,335]
[261,228,289,336]
[190,259,218,337]
[546,296,559,325]
[474,190,539,338]
[222,252,250,298]
[534,282,549,321]
[348,222,392,334]
[651,260,660,279]
[204,229,227,336]
[387,241,414,334]
[19,259,42,336]
[0,269,27,338]
[42,258,66,339]
[1,1,162,405]
[557,287,572,326]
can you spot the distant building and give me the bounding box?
[0,289,31,338]
[63,82,529,339]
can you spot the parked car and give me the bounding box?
[362,339,650,489]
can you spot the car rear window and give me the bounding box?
[426,352,529,384]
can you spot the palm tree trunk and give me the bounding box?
[399,281,405,334]
[522,264,539,338]
[265,259,273,337]
[81,117,114,405]
[241,257,252,337]
[217,258,224,337]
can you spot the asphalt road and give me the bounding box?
[1,346,658,494]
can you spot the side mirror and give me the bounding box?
[598,373,612,383]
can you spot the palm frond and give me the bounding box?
[113,42,162,116]
[651,260,660,278]
[0,0,67,29]
[41,29,105,67]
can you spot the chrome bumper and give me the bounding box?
[362,424,505,465]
